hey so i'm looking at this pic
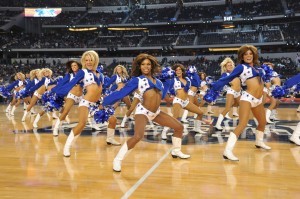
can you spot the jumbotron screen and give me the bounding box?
[24,8,62,17]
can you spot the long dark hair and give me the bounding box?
[66,60,82,74]
[131,53,160,77]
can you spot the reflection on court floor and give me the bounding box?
[13,115,298,145]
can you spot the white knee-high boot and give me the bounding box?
[255,130,271,150]
[223,132,239,161]
[113,142,129,172]
[23,103,27,110]
[225,112,232,120]
[53,119,61,136]
[10,106,16,116]
[290,122,300,146]
[5,104,12,113]
[21,111,28,122]
[52,111,59,119]
[167,107,173,116]
[120,115,128,128]
[297,105,300,112]
[181,110,189,123]
[215,114,224,130]
[193,120,207,134]
[171,137,191,159]
[266,109,274,124]
[161,126,170,140]
[33,113,41,128]
[106,128,121,146]
[207,105,214,114]
[271,109,279,120]
[63,130,79,157]
[232,107,239,117]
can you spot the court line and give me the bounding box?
[121,148,173,199]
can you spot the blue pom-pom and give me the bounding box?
[0,86,11,98]
[16,89,30,99]
[42,91,64,112]
[206,76,214,85]
[203,89,219,103]
[160,67,174,80]
[94,106,115,123]
[96,65,104,73]
[186,65,197,76]
[271,86,286,99]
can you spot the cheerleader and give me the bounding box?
[161,63,206,139]
[215,58,241,130]
[51,60,83,136]
[262,62,281,123]
[21,68,53,122]
[49,50,120,157]
[102,53,190,172]
[274,73,300,145]
[206,44,271,161]
[180,65,201,123]
[20,69,40,113]
[104,65,132,127]
[198,72,214,114]
[4,72,26,116]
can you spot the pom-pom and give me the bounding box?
[206,76,214,85]
[159,67,175,80]
[0,86,11,98]
[42,91,64,112]
[94,106,115,124]
[96,65,104,73]
[271,86,286,99]
[15,88,30,99]
[186,65,197,75]
[203,89,219,103]
[261,64,274,82]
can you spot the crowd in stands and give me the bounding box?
[0,27,291,50]
[1,0,293,28]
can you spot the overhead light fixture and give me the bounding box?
[108,27,147,31]
[69,27,98,31]
[209,47,240,52]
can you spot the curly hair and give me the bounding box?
[172,63,186,78]
[131,53,160,77]
[237,44,259,66]
[220,57,235,74]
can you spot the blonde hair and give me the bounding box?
[30,69,40,80]
[37,68,44,80]
[43,68,53,77]
[17,72,25,81]
[220,57,235,74]
[81,50,99,70]
[113,65,129,79]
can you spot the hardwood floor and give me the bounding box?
[0,104,300,199]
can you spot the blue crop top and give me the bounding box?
[102,75,164,106]
[168,77,191,93]
[52,69,103,97]
[211,64,264,92]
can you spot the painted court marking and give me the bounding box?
[121,148,173,199]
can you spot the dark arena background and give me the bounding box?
[1,0,300,198]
